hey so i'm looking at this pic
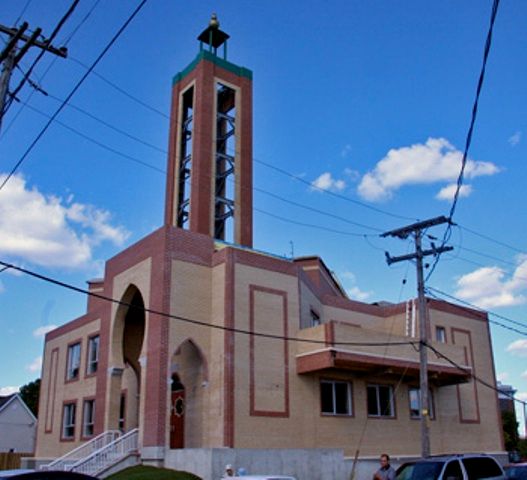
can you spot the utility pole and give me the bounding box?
[382,215,453,458]
[0,22,67,134]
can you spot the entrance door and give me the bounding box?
[170,377,185,448]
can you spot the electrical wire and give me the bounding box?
[457,224,525,255]
[426,0,501,282]
[68,56,169,119]
[1,0,102,138]
[425,341,526,408]
[0,0,149,193]
[0,259,417,348]
[4,0,81,114]
[427,286,527,336]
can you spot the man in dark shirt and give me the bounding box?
[373,453,396,480]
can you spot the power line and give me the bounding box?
[254,156,416,222]
[4,0,80,114]
[457,224,525,255]
[1,0,102,138]
[0,259,417,349]
[68,56,169,119]
[0,0,149,193]
[426,0,501,282]
[425,341,526,408]
[427,286,527,336]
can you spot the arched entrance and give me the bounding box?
[170,374,185,448]
[110,285,146,432]
[170,339,207,448]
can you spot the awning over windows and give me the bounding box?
[296,348,471,386]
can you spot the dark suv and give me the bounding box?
[395,454,505,480]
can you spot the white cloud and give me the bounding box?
[344,168,360,182]
[0,386,19,395]
[357,137,499,201]
[341,144,352,158]
[521,371,527,380]
[347,286,372,302]
[33,325,58,338]
[454,255,527,308]
[509,131,521,147]
[339,270,373,301]
[26,356,42,373]
[517,392,527,402]
[0,174,129,269]
[435,183,473,202]
[497,372,510,382]
[506,339,527,358]
[310,172,346,192]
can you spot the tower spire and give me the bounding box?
[164,17,253,247]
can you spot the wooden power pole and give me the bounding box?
[0,22,67,133]
[382,215,453,457]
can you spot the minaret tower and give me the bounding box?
[164,14,253,247]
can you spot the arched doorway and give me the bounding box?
[170,339,207,448]
[110,285,146,432]
[170,374,185,448]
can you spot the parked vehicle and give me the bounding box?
[230,477,296,480]
[505,463,527,480]
[395,453,505,480]
[0,471,98,480]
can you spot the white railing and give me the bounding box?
[41,430,121,471]
[70,428,139,476]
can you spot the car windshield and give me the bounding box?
[396,461,444,480]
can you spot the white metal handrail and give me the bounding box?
[41,430,121,471]
[70,428,139,476]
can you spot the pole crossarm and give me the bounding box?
[381,215,451,239]
[0,24,67,58]
[385,245,454,265]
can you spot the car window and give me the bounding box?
[462,458,504,479]
[443,460,463,480]
[505,466,527,480]
[396,462,444,480]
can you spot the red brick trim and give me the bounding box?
[428,298,487,321]
[296,349,470,384]
[452,328,481,424]
[80,396,96,440]
[60,399,77,442]
[46,314,98,342]
[64,338,82,384]
[44,347,59,434]
[249,285,290,418]
[223,249,235,446]
[485,320,505,450]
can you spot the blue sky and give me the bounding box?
[0,1,526,433]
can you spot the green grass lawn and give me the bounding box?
[106,465,202,480]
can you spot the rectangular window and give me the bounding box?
[367,384,394,417]
[83,400,95,437]
[409,387,435,419]
[118,394,126,432]
[310,309,321,327]
[87,336,99,375]
[62,403,76,439]
[67,343,81,380]
[435,326,446,343]
[320,380,352,415]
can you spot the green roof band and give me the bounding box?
[172,50,252,85]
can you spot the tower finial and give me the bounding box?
[209,13,219,29]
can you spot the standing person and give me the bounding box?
[223,464,235,478]
[373,453,396,480]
